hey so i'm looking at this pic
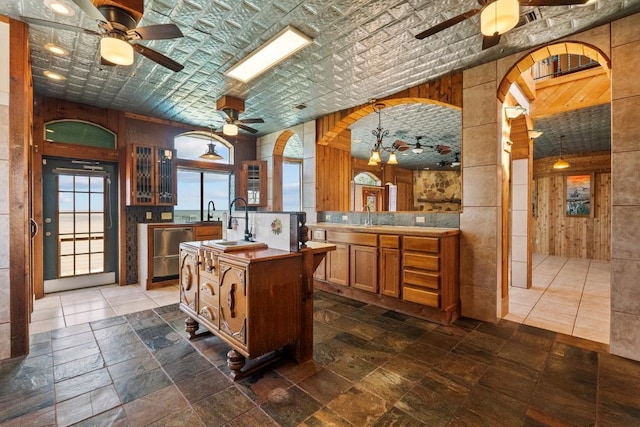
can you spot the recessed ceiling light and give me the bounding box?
[44,0,75,16]
[43,70,66,81]
[44,42,68,56]
[225,26,312,83]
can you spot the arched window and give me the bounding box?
[283,134,303,211]
[174,132,234,223]
[44,120,116,149]
[174,132,233,164]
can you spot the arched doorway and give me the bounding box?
[498,42,611,343]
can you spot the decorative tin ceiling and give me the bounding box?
[1,0,635,164]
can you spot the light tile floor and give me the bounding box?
[30,283,180,335]
[504,254,611,344]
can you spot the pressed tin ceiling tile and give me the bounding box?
[3,0,636,164]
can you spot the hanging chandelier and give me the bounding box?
[367,103,398,165]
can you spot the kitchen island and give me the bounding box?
[179,239,334,380]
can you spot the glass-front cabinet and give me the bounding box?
[128,144,177,206]
[238,160,267,207]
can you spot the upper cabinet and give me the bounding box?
[238,160,267,207]
[128,144,177,206]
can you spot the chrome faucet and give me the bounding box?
[207,200,216,221]
[229,197,252,241]
[365,205,372,226]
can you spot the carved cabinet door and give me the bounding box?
[218,263,248,347]
[179,248,198,314]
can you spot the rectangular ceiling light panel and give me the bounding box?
[225,26,312,83]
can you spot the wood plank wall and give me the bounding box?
[533,152,611,260]
[316,131,351,211]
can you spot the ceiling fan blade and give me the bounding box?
[71,0,111,28]
[237,124,258,133]
[482,33,501,50]
[131,43,184,72]
[415,8,481,39]
[520,0,589,6]
[396,145,410,152]
[127,24,184,40]
[239,118,264,124]
[20,16,101,36]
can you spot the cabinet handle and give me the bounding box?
[228,283,236,318]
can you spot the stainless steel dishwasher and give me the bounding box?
[153,227,194,281]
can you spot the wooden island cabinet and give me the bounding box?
[179,240,334,380]
[310,224,460,324]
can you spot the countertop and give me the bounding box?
[308,223,460,237]
[181,240,299,262]
[140,221,222,227]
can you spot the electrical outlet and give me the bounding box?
[325,214,331,220]
[161,212,172,220]
[145,212,152,220]
[416,216,425,223]
[342,215,348,221]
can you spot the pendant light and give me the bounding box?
[553,135,569,169]
[200,127,223,160]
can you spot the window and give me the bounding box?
[174,132,234,223]
[174,132,232,164]
[283,160,302,211]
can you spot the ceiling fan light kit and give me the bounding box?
[222,123,239,136]
[480,0,519,36]
[225,26,312,83]
[100,36,134,65]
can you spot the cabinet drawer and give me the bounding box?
[403,253,440,271]
[199,279,218,307]
[327,231,377,246]
[403,236,440,253]
[198,301,219,328]
[195,225,222,241]
[379,234,399,249]
[403,268,440,289]
[403,285,440,308]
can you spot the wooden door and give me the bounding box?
[219,263,248,347]
[350,245,378,293]
[379,247,400,297]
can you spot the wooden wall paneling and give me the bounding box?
[532,157,611,260]
[32,99,44,299]
[316,132,351,212]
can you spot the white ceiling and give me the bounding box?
[0,0,635,165]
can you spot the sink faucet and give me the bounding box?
[365,205,372,225]
[207,200,215,221]
[229,197,252,241]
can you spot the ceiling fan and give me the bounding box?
[215,96,265,135]
[415,0,593,50]
[21,0,184,71]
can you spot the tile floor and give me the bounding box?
[505,254,610,344]
[2,291,639,426]
[30,284,180,335]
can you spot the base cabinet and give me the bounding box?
[179,248,198,315]
[310,225,460,323]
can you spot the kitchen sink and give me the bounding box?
[206,239,267,252]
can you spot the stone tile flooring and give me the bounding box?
[505,254,610,344]
[2,291,639,426]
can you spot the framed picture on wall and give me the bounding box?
[565,174,594,217]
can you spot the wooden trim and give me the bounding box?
[9,19,31,357]
[271,130,293,211]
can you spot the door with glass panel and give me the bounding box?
[42,158,119,293]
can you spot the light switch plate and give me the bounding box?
[325,214,331,220]
[342,215,348,221]
[145,212,152,220]
[161,212,172,220]
[416,216,425,223]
